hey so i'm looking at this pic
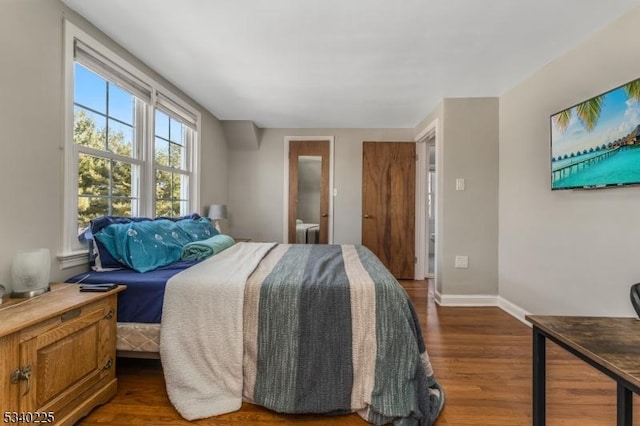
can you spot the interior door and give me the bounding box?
[362,142,416,279]
[288,140,330,244]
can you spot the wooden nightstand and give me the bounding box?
[234,238,252,242]
[0,283,124,425]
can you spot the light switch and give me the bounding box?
[456,178,465,191]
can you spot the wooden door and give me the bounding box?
[288,140,330,244]
[362,142,416,279]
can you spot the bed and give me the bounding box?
[68,259,193,357]
[296,220,320,243]
[69,216,444,425]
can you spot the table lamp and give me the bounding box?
[11,248,51,298]
[208,204,228,233]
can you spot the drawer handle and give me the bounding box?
[102,358,113,371]
[11,365,31,396]
[104,309,114,320]
[61,308,80,322]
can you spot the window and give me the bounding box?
[154,110,192,218]
[62,21,200,264]
[74,63,141,232]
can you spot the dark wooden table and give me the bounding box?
[526,315,640,426]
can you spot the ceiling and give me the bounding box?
[62,0,640,129]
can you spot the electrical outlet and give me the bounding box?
[454,255,468,268]
[456,178,465,191]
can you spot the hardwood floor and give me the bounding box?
[78,280,638,425]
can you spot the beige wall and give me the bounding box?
[415,98,499,297]
[0,0,228,289]
[227,128,414,243]
[500,6,640,316]
[442,98,499,296]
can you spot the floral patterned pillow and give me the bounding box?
[91,216,217,272]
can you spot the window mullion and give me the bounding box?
[155,164,189,174]
[108,159,113,216]
[105,82,110,152]
[77,145,142,165]
[141,100,154,218]
[126,95,147,219]
[183,127,189,170]
[187,128,198,215]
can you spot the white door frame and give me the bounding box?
[282,136,335,244]
[414,119,439,280]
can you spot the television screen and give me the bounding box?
[550,78,640,190]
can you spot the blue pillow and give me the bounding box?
[80,214,215,271]
[79,223,130,271]
[175,217,219,241]
[94,219,193,272]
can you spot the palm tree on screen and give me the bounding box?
[553,81,640,134]
[553,95,604,133]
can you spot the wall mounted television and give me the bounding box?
[550,78,640,190]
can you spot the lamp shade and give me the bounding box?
[11,248,51,298]
[208,204,228,220]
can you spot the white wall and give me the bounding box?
[228,128,414,243]
[500,6,640,316]
[0,0,228,288]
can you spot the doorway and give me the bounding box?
[415,119,439,282]
[427,141,436,277]
[283,137,334,244]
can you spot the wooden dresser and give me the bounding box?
[0,283,124,425]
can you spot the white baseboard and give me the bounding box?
[434,290,443,305]
[438,294,499,306]
[435,293,531,327]
[497,296,531,327]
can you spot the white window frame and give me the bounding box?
[60,20,201,268]
[73,76,146,227]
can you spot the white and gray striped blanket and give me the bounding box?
[162,243,444,425]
